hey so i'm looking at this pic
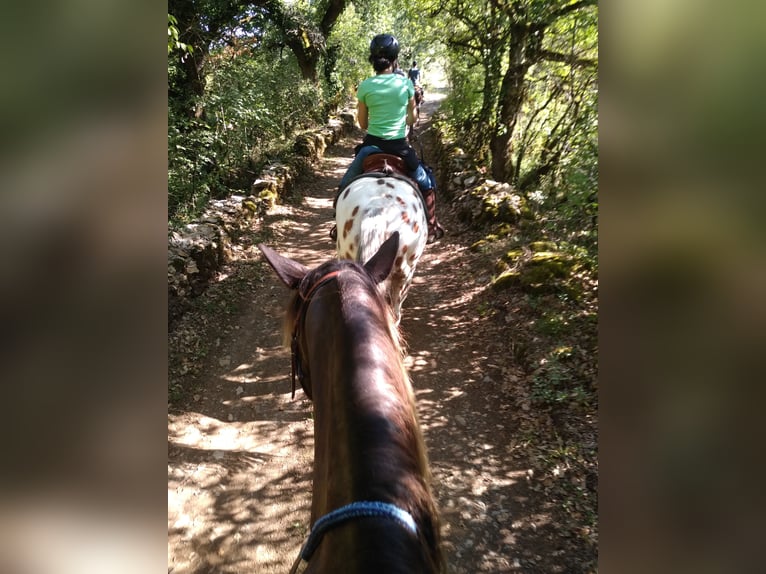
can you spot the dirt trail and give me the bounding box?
[169,84,591,573]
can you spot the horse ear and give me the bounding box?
[363,231,399,284]
[258,244,309,289]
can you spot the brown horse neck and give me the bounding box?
[301,276,444,573]
[306,283,427,501]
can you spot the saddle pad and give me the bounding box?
[362,153,407,176]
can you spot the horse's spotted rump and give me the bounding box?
[343,218,354,238]
[335,176,428,324]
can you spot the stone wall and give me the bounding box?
[168,113,354,326]
[429,126,480,202]
[429,118,579,295]
[430,119,536,230]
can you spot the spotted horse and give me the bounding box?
[334,153,428,325]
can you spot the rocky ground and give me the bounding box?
[169,87,598,573]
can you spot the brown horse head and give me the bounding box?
[259,232,445,573]
[259,232,400,399]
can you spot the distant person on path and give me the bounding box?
[407,61,421,86]
[408,60,424,108]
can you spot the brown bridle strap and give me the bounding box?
[290,270,342,399]
[300,270,342,303]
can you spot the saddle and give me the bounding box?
[331,151,442,243]
[357,153,423,202]
[361,153,409,177]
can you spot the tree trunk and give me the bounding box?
[180,53,205,97]
[490,26,530,182]
[266,0,349,83]
[473,50,503,162]
[287,40,320,82]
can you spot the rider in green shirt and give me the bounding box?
[335,34,444,243]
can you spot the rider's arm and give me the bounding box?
[357,100,369,130]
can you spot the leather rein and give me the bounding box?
[290,270,341,399]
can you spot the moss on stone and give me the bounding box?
[519,205,535,220]
[501,249,524,263]
[528,251,573,276]
[529,241,558,252]
[258,188,278,209]
[242,199,259,214]
[491,270,521,291]
[494,259,510,273]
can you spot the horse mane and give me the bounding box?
[280,258,445,573]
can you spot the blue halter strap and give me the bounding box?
[299,501,418,562]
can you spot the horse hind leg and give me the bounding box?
[422,188,444,243]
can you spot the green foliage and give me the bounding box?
[169,40,338,222]
[525,111,598,261]
[326,5,373,95]
[168,112,229,222]
[438,0,597,182]
[436,0,598,263]
[329,0,447,84]
[167,14,192,55]
[169,1,411,225]
[530,345,591,408]
[442,53,485,128]
[207,48,325,148]
[168,1,358,223]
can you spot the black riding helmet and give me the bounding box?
[369,34,400,61]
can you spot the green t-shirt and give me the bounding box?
[357,73,414,140]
